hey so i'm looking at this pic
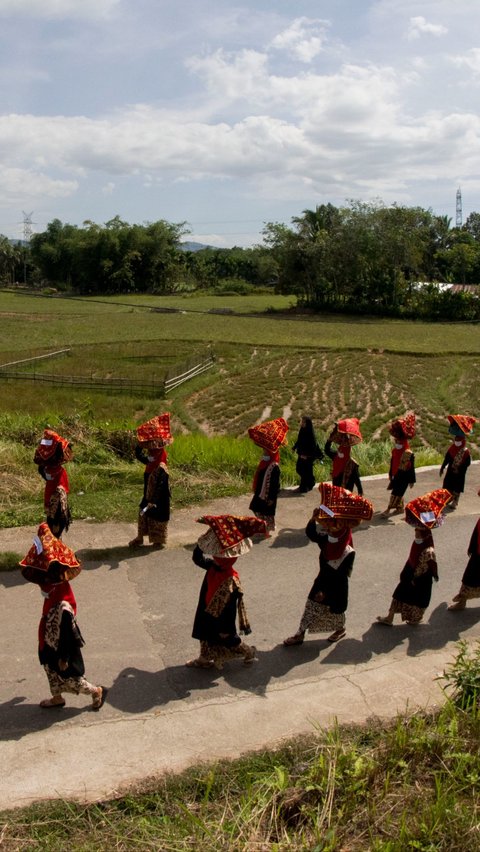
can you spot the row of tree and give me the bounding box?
[1,202,479,319]
[263,202,480,318]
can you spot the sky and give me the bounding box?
[1,0,479,247]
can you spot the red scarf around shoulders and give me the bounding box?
[391,440,409,477]
[38,581,77,649]
[43,464,70,507]
[332,445,350,480]
[205,556,238,605]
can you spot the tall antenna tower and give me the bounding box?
[456,187,462,227]
[21,211,35,285]
[22,210,34,242]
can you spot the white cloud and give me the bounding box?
[187,49,269,105]
[0,165,77,203]
[0,0,120,19]
[269,17,330,63]
[450,47,480,76]
[0,2,480,243]
[408,15,448,40]
[1,79,479,208]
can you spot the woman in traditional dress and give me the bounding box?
[380,413,416,519]
[128,413,172,549]
[283,483,373,645]
[187,514,268,670]
[439,414,476,510]
[324,419,363,495]
[376,489,452,625]
[248,417,289,532]
[448,488,480,611]
[292,415,323,493]
[20,523,107,710]
[34,429,73,538]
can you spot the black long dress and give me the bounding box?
[249,462,280,530]
[134,445,170,545]
[440,445,471,495]
[456,520,480,600]
[190,545,254,669]
[297,520,355,634]
[390,536,438,623]
[293,423,323,492]
[135,445,171,523]
[388,447,416,498]
[324,442,363,495]
[191,545,243,648]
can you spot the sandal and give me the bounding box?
[243,646,257,665]
[327,629,346,643]
[283,634,304,646]
[185,658,214,669]
[40,697,65,708]
[448,599,466,611]
[92,686,108,711]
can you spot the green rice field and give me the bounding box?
[0,289,478,526]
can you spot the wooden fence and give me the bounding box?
[164,353,215,393]
[0,350,215,396]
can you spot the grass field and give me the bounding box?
[0,290,478,527]
[1,290,479,356]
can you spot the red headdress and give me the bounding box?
[19,522,81,586]
[248,417,289,454]
[447,414,476,436]
[313,482,373,532]
[405,489,452,529]
[331,418,363,446]
[389,413,416,440]
[136,413,173,446]
[33,429,73,465]
[196,514,268,558]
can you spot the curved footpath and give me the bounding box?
[1,465,479,812]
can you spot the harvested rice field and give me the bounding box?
[184,348,480,455]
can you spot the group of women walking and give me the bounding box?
[18,408,479,704]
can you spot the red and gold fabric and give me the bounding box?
[197,514,268,557]
[389,412,416,440]
[136,413,173,446]
[34,429,73,464]
[248,417,289,453]
[20,522,81,585]
[405,488,452,529]
[330,418,363,446]
[313,483,373,531]
[447,414,477,436]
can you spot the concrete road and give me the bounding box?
[1,465,479,811]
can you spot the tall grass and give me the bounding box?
[0,413,443,527]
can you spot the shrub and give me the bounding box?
[441,640,480,711]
